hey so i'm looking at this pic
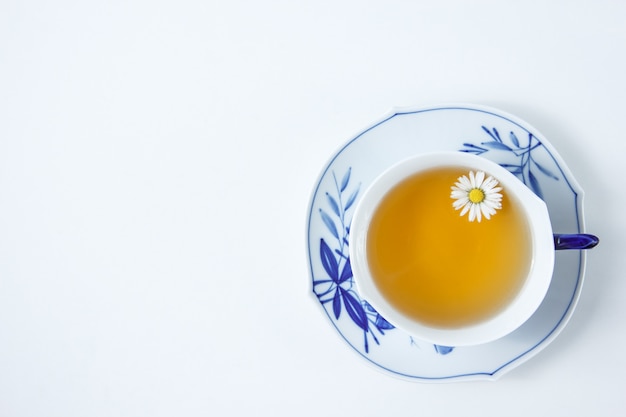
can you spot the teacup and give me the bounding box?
[349,151,598,346]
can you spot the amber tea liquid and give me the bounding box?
[366,167,532,328]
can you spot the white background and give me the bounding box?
[1,1,625,416]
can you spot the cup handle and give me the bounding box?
[554,234,599,250]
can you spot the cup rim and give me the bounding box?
[348,151,555,346]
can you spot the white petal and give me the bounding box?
[457,176,471,190]
[475,171,485,188]
[460,202,471,216]
[482,204,496,216]
[453,198,469,210]
[482,199,500,210]
[468,204,477,221]
[487,197,502,209]
[484,188,502,199]
[482,176,498,191]
[451,190,468,199]
[485,193,501,203]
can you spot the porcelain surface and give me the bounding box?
[349,152,555,347]
[306,104,588,381]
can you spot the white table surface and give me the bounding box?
[1,1,625,416]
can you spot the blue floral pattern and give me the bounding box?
[312,168,455,356]
[307,105,585,380]
[312,126,562,358]
[460,126,559,199]
[312,168,395,353]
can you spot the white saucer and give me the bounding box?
[306,104,588,381]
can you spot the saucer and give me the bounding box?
[306,104,588,381]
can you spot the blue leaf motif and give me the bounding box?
[340,288,368,331]
[461,142,487,153]
[462,124,563,198]
[460,149,485,155]
[532,160,559,180]
[338,257,352,283]
[340,168,351,192]
[344,185,360,211]
[363,301,376,312]
[320,239,339,282]
[528,170,543,199]
[510,131,520,148]
[481,141,512,151]
[375,314,395,331]
[463,142,485,150]
[482,126,501,142]
[492,127,502,142]
[332,288,341,319]
[434,345,455,355]
[326,193,341,217]
[315,167,399,353]
[319,209,339,239]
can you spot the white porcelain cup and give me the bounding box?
[349,151,556,346]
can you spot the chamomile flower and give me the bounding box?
[450,170,503,222]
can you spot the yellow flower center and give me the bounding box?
[468,188,485,204]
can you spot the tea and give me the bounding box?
[366,166,532,328]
